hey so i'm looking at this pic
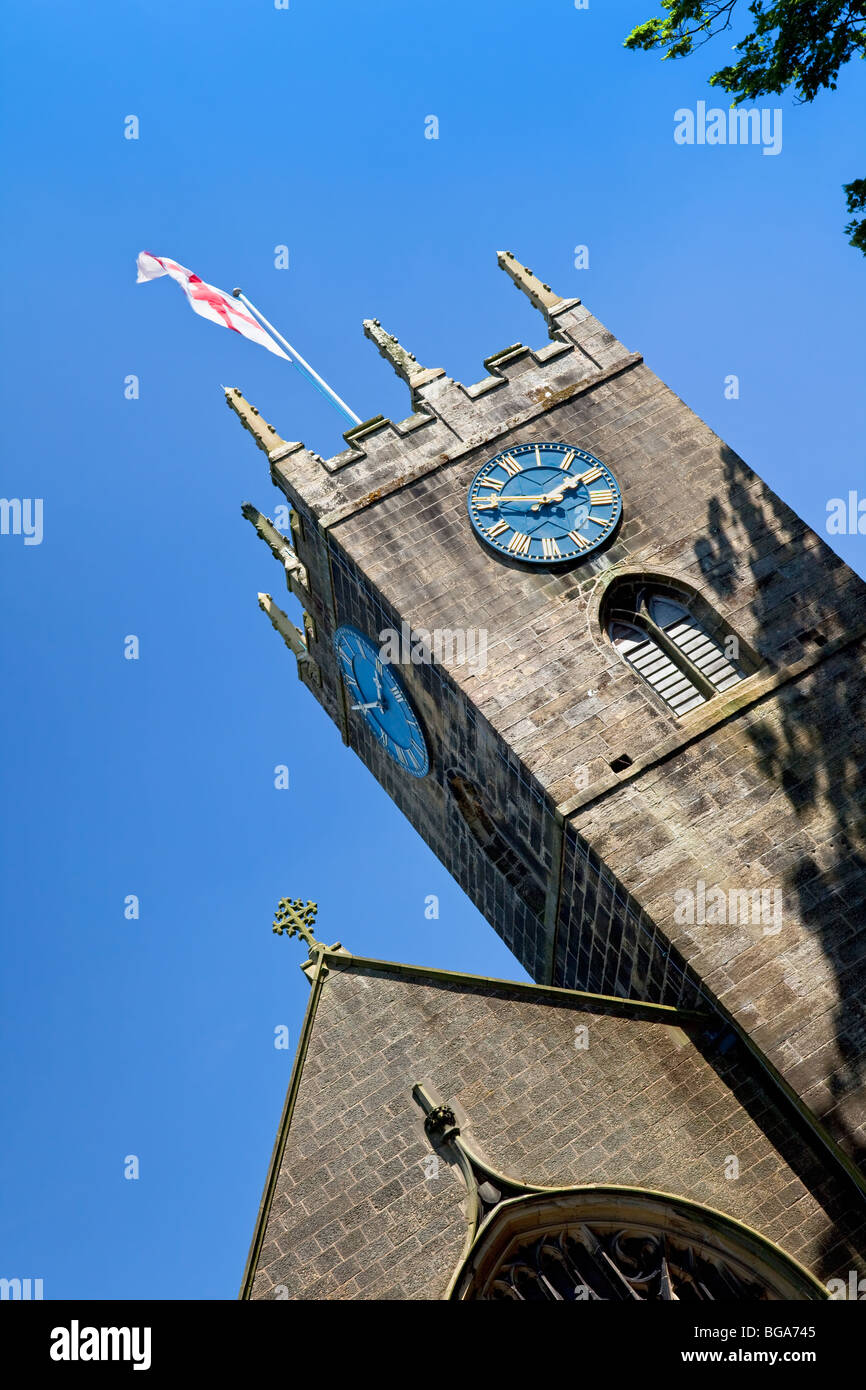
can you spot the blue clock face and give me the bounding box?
[334,625,429,778]
[468,441,622,565]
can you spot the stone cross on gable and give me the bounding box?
[272,898,320,948]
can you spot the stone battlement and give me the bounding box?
[225,251,641,526]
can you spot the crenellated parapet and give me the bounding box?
[495,250,627,372]
[226,252,641,528]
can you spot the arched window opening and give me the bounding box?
[452,1190,825,1302]
[605,580,750,717]
[610,619,706,717]
[647,595,743,694]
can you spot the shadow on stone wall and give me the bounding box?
[697,1020,866,1285]
[697,444,866,1171]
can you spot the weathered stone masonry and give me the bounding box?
[229,253,866,1181]
[244,955,866,1300]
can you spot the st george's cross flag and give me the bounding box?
[136,252,290,359]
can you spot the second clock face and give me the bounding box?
[467,441,622,565]
[334,624,429,778]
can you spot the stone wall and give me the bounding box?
[229,258,866,1176]
[246,957,866,1300]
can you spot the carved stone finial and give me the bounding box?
[224,386,289,456]
[362,320,445,394]
[496,250,565,317]
[241,503,309,594]
[257,592,308,662]
[242,502,295,565]
[424,1104,460,1141]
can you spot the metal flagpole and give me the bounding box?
[231,288,362,427]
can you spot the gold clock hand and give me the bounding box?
[476,478,584,509]
[477,491,565,506]
[475,495,547,507]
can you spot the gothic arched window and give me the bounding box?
[451,1189,825,1302]
[606,581,749,717]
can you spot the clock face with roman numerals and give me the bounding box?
[467,441,622,565]
[334,625,429,778]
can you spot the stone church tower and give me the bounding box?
[228,253,866,1298]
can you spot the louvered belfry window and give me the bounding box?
[609,587,745,717]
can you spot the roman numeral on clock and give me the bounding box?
[507,531,532,556]
[559,450,576,470]
[568,530,591,550]
[541,536,561,560]
[578,466,603,484]
[589,488,614,505]
[487,519,509,539]
[482,477,505,492]
[499,454,522,477]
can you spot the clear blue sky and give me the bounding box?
[1,0,863,1300]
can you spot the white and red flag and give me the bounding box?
[136,252,290,360]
